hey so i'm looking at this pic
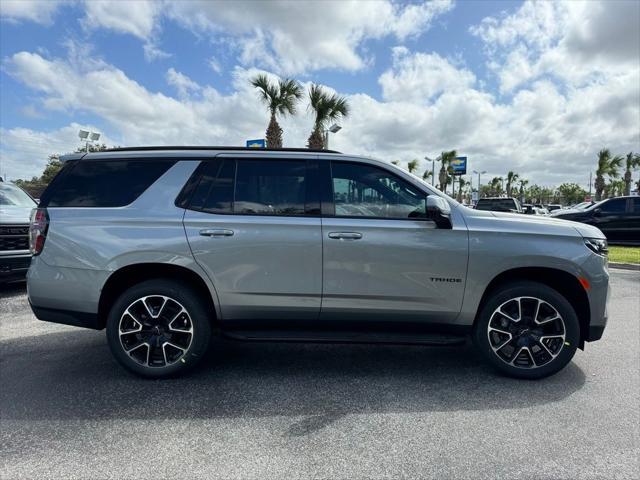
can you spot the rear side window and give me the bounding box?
[41,160,176,207]
[182,158,316,216]
[599,198,626,213]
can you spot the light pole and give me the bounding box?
[79,130,101,152]
[324,123,341,149]
[424,155,440,186]
[473,170,486,199]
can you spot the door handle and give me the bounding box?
[199,229,234,237]
[328,232,363,240]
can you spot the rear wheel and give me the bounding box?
[473,281,580,379]
[106,279,211,378]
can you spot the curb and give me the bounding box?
[609,262,640,271]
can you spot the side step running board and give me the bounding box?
[222,330,467,346]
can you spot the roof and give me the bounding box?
[104,146,341,154]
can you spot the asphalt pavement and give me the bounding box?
[1,270,638,479]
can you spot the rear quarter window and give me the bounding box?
[39,159,176,207]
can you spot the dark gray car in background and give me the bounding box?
[26,147,610,379]
[1,180,36,283]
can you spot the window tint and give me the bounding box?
[331,162,427,219]
[600,198,626,213]
[42,160,175,207]
[632,197,640,212]
[189,159,235,213]
[476,199,517,212]
[234,160,306,215]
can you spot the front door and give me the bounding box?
[183,157,322,322]
[320,160,468,324]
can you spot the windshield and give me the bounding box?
[0,183,36,207]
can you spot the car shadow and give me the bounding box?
[1,328,586,436]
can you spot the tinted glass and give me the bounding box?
[43,160,175,207]
[476,199,517,212]
[600,198,626,213]
[632,197,640,212]
[331,162,427,219]
[0,183,36,207]
[234,160,306,215]
[189,159,235,213]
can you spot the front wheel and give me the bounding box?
[473,281,580,379]
[106,279,212,378]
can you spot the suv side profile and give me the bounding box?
[27,147,610,379]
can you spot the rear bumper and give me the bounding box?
[0,253,31,282]
[30,302,102,330]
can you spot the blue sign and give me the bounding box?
[246,139,266,148]
[450,156,467,175]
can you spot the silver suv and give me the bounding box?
[27,147,610,379]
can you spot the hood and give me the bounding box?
[464,208,605,239]
[0,206,33,225]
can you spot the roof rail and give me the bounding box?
[102,146,342,154]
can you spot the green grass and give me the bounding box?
[608,246,640,264]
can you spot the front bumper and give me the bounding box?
[0,253,31,282]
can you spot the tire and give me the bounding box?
[106,279,212,378]
[473,281,580,380]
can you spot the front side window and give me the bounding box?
[331,162,427,219]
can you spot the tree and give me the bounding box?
[505,171,519,197]
[422,169,433,182]
[488,177,503,196]
[557,183,587,205]
[407,159,419,174]
[517,178,528,201]
[251,74,303,148]
[594,148,623,201]
[438,150,457,193]
[307,84,349,150]
[605,179,625,198]
[457,176,470,202]
[623,152,640,196]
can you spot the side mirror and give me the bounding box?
[426,196,452,228]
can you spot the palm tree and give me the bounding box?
[606,179,625,198]
[438,150,457,193]
[457,176,470,202]
[518,178,528,202]
[407,159,419,174]
[422,169,433,182]
[307,84,349,149]
[505,171,519,197]
[594,148,623,201]
[251,74,303,148]
[489,177,503,196]
[623,152,640,196]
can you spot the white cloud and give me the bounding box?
[166,68,201,98]
[379,47,476,103]
[207,56,222,74]
[165,0,454,74]
[81,0,159,39]
[0,0,67,24]
[143,42,172,61]
[470,0,640,93]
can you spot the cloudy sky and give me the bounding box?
[1,0,638,188]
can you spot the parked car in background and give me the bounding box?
[523,204,550,215]
[27,146,609,380]
[475,197,523,213]
[546,204,562,212]
[0,180,36,283]
[551,196,640,245]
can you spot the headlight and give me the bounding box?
[584,238,608,256]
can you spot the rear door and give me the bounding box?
[320,160,468,324]
[182,156,322,322]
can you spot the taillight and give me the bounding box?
[29,208,49,255]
